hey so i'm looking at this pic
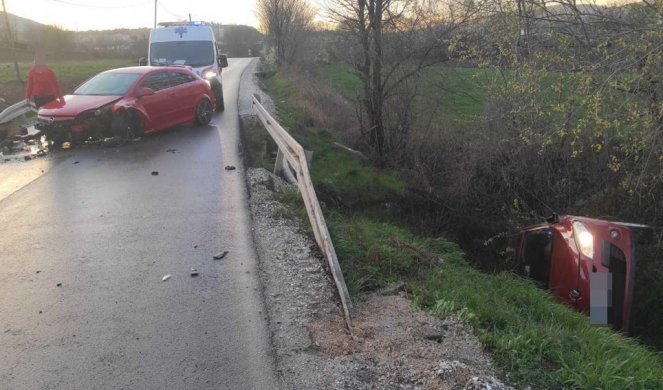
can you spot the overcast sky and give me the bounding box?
[5,0,262,31]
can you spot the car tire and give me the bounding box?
[111,111,142,139]
[49,131,67,150]
[212,83,224,112]
[195,99,213,126]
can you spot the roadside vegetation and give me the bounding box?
[242,67,663,389]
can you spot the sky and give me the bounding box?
[5,0,261,31]
[5,0,632,32]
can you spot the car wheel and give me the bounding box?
[49,131,67,150]
[111,111,142,140]
[195,99,213,125]
[213,84,224,112]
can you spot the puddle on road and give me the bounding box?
[0,125,55,201]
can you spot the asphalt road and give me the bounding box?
[0,58,277,389]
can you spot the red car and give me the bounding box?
[516,214,636,331]
[36,66,215,146]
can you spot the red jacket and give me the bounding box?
[25,66,61,99]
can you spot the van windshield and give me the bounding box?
[150,41,214,67]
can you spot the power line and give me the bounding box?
[157,0,186,21]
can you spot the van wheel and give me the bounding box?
[195,99,213,125]
[213,83,224,112]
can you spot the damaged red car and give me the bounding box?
[516,214,638,331]
[36,66,215,146]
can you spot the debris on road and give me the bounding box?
[162,274,172,281]
[151,171,159,176]
[56,283,62,287]
[166,148,177,153]
[190,269,199,277]
[224,165,236,171]
[73,161,80,164]
[213,251,229,260]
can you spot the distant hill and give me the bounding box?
[1,12,262,59]
[0,11,47,42]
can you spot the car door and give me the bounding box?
[136,71,178,131]
[166,71,199,124]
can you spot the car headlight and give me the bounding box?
[204,71,216,79]
[572,221,594,258]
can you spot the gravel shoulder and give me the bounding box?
[238,58,515,390]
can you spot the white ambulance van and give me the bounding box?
[146,21,228,111]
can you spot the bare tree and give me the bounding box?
[1,0,22,83]
[326,0,476,163]
[256,0,316,64]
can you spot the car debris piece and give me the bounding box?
[224,165,236,171]
[162,274,172,281]
[73,161,80,164]
[151,171,159,176]
[23,155,31,161]
[56,283,62,287]
[213,251,229,260]
[166,148,177,153]
[190,268,199,277]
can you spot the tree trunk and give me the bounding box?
[1,0,22,83]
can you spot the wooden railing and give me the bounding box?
[252,94,353,330]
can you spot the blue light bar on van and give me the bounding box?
[157,21,209,28]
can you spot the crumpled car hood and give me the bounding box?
[38,95,122,118]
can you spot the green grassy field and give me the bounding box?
[254,68,663,389]
[320,63,492,125]
[0,58,134,104]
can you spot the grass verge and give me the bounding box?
[0,58,135,104]
[248,67,663,389]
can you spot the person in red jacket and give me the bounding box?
[25,50,62,108]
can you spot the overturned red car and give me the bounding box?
[36,66,215,146]
[516,214,638,331]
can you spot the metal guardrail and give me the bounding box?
[252,94,353,330]
[0,100,36,125]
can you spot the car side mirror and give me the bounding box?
[218,54,228,68]
[137,87,155,97]
[138,57,147,66]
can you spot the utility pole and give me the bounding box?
[153,0,157,28]
[1,0,22,83]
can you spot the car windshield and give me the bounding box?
[73,73,140,96]
[150,41,214,67]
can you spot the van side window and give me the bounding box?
[141,72,171,91]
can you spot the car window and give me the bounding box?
[74,73,140,96]
[522,229,552,286]
[141,72,171,91]
[169,72,195,87]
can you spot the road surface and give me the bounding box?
[0,58,277,389]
